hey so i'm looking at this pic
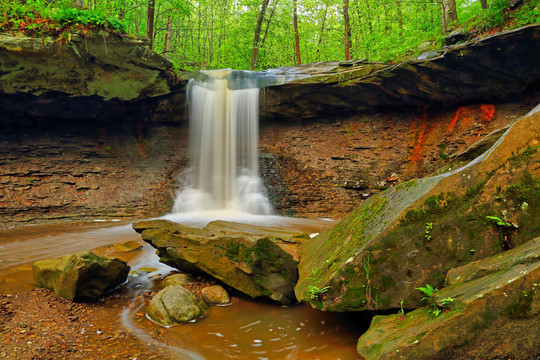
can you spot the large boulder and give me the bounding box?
[33,251,130,301]
[133,219,305,304]
[295,104,540,311]
[357,236,540,360]
[147,285,208,327]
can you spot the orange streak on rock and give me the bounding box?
[480,104,496,122]
[447,107,467,134]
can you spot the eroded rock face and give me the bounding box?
[33,251,130,301]
[133,219,304,304]
[261,24,540,120]
[0,31,185,121]
[147,285,208,326]
[357,237,540,360]
[295,105,540,311]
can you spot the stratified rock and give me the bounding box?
[201,285,230,305]
[162,273,193,287]
[133,219,302,304]
[33,251,130,301]
[0,30,185,121]
[262,24,540,120]
[357,237,540,360]
[295,105,540,311]
[147,285,208,327]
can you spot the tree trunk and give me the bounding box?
[396,0,403,35]
[343,0,351,60]
[251,0,271,70]
[293,0,301,65]
[480,0,488,9]
[316,0,330,61]
[364,0,373,34]
[441,0,458,32]
[146,0,155,50]
[261,0,279,49]
[163,15,172,56]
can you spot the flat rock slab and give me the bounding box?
[33,251,130,302]
[133,219,305,304]
[357,236,540,360]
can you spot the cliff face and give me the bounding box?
[0,31,186,122]
[0,26,539,228]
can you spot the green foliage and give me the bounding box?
[0,0,126,36]
[306,285,330,300]
[398,299,405,315]
[416,284,438,301]
[3,0,537,70]
[425,222,433,240]
[416,284,453,318]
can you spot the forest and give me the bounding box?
[1,0,539,69]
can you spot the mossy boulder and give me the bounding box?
[147,285,208,326]
[201,285,230,305]
[33,251,130,301]
[357,236,540,360]
[133,219,304,304]
[295,105,540,311]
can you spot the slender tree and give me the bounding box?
[146,0,155,49]
[316,0,330,61]
[293,0,301,64]
[343,0,351,60]
[441,0,458,32]
[251,0,271,70]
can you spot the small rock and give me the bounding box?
[201,285,230,305]
[147,285,208,326]
[162,273,192,287]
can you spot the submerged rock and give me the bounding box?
[133,219,304,304]
[357,236,540,360]
[201,285,230,305]
[33,251,130,301]
[147,285,208,326]
[295,105,540,311]
[162,273,193,287]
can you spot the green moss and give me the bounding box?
[504,290,535,318]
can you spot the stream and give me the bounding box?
[0,214,365,360]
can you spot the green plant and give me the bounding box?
[416,284,442,317]
[486,215,518,250]
[306,285,330,301]
[417,284,438,300]
[425,222,433,240]
[441,297,454,306]
[398,299,405,315]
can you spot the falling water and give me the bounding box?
[173,70,273,215]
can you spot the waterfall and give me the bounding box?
[172,70,273,215]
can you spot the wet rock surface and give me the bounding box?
[295,104,540,311]
[357,237,540,360]
[33,251,130,302]
[133,219,303,304]
[146,285,208,326]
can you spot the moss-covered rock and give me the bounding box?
[133,219,303,304]
[357,236,540,360]
[0,30,185,121]
[146,285,208,326]
[33,251,130,301]
[295,104,540,311]
[262,24,540,121]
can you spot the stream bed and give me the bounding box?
[0,216,366,359]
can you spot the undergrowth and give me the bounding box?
[0,0,126,38]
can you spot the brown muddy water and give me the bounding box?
[0,215,366,359]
